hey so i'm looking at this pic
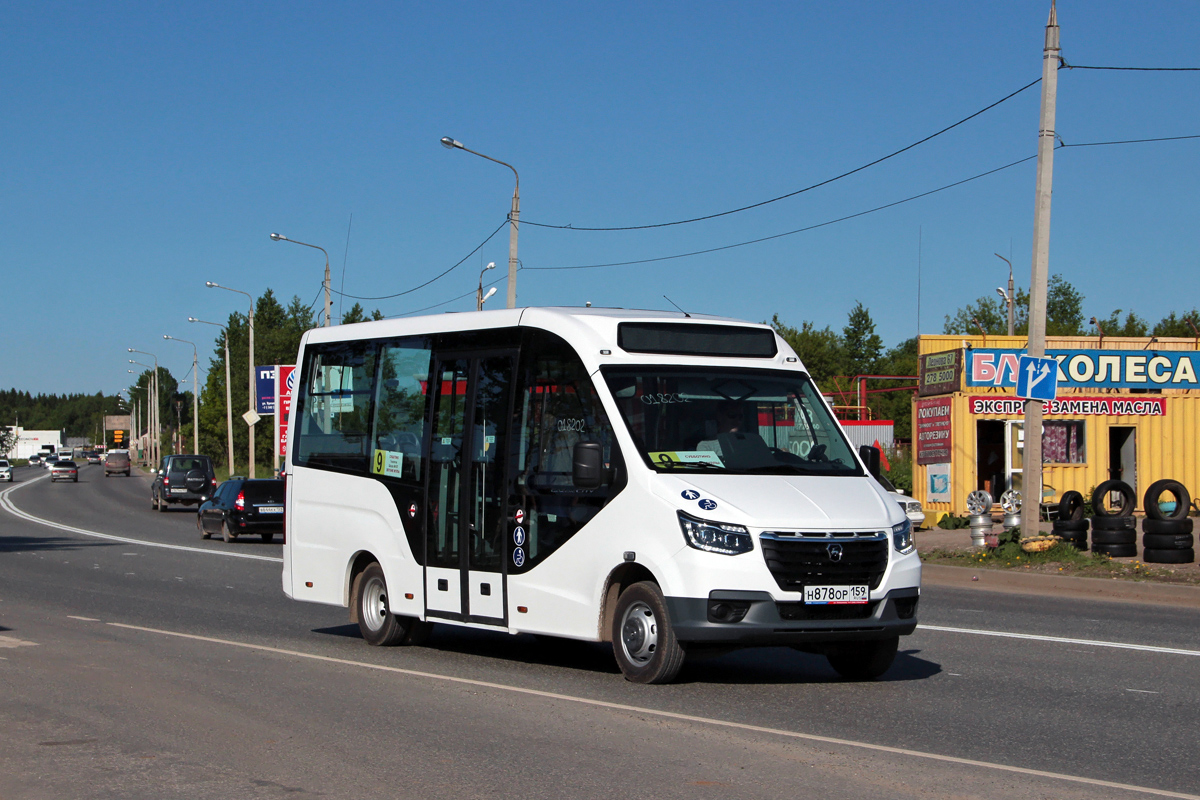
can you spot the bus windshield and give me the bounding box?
[601,366,862,476]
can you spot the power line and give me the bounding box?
[333,220,508,301]
[1061,60,1200,71]
[398,273,509,317]
[1059,133,1200,148]
[520,78,1042,232]
[525,154,1039,272]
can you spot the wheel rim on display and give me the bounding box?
[966,490,993,516]
[1000,490,1022,514]
[361,577,389,632]
[620,601,658,666]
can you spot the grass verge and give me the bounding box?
[921,541,1200,585]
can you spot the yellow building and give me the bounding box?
[913,334,1200,522]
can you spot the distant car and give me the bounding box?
[27,454,42,467]
[197,478,286,543]
[50,460,79,483]
[42,455,58,469]
[87,452,102,464]
[104,450,131,477]
[878,473,925,531]
[0,459,12,482]
[151,454,217,511]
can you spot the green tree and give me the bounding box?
[341,303,385,324]
[1045,274,1085,336]
[842,301,883,377]
[1152,309,1200,337]
[1094,310,1149,338]
[769,315,844,386]
[944,274,1082,337]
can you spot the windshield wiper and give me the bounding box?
[654,460,723,470]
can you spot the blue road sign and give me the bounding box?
[1016,355,1059,402]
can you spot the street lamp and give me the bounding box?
[441,137,520,309]
[207,281,257,479]
[995,253,1015,337]
[128,348,159,466]
[164,334,199,454]
[479,286,497,309]
[477,261,496,311]
[271,233,332,326]
[190,317,235,476]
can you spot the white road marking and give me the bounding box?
[0,635,39,648]
[1125,689,1160,694]
[0,478,281,564]
[919,624,1200,657]
[67,616,99,622]
[107,620,1200,800]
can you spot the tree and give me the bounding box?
[769,315,844,385]
[944,274,1082,337]
[1044,274,1085,336]
[1094,310,1148,338]
[341,303,385,324]
[842,301,883,377]
[0,426,16,458]
[1153,309,1200,338]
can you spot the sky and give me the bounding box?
[3,1,1198,395]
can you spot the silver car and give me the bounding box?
[878,473,925,530]
[0,459,12,482]
[50,460,79,483]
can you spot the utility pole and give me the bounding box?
[1020,1,1059,537]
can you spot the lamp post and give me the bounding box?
[128,348,159,465]
[128,356,158,466]
[207,281,256,479]
[441,137,520,309]
[477,261,496,310]
[190,318,235,476]
[164,335,199,454]
[995,253,1015,336]
[126,371,141,461]
[271,233,332,326]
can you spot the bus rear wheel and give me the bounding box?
[353,563,424,647]
[612,581,685,684]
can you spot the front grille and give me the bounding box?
[777,601,878,621]
[760,533,889,592]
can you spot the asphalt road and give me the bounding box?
[2,463,1198,799]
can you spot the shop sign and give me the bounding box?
[915,396,953,465]
[918,349,962,396]
[966,349,1199,390]
[968,395,1166,417]
[926,463,951,502]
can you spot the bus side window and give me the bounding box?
[511,331,623,569]
[294,341,377,474]
[372,338,432,482]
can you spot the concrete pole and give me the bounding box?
[1020,1,1059,537]
[248,302,256,480]
[507,183,520,309]
[192,349,198,454]
[224,336,234,475]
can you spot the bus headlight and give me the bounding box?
[678,511,753,555]
[892,519,915,554]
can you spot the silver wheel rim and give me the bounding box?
[620,601,658,665]
[361,576,389,632]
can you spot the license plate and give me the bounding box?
[258,506,283,514]
[804,585,868,605]
[170,487,187,493]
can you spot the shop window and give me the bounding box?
[1043,421,1085,464]
[293,341,378,473]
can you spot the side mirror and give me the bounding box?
[572,442,604,489]
[858,445,881,480]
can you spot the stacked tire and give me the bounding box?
[1142,480,1194,564]
[1090,480,1137,557]
[1053,490,1089,550]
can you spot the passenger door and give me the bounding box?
[425,351,515,624]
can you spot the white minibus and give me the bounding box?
[283,308,920,683]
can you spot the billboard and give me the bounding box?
[256,366,276,414]
[918,349,962,396]
[915,396,953,465]
[275,365,296,458]
[966,349,1200,390]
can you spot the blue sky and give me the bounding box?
[3,1,1197,395]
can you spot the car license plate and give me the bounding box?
[170,487,187,493]
[259,506,283,514]
[804,585,868,605]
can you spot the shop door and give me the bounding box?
[1109,427,1137,498]
[425,351,514,624]
[1005,421,1024,495]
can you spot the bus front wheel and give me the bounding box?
[825,636,898,681]
[353,563,426,647]
[612,581,685,684]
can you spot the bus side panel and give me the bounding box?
[288,465,423,615]
[506,490,686,641]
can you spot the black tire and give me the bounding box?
[1091,515,1137,531]
[1143,480,1191,521]
[1092,480,1135,517]
[157,493,167,513]
[612,581,686,684]
[197,516,210,540]
[1057,490,1086,521]
[1093,543,1138,558]
[1142,532,1194,550]
[1052,519,1090,533]
[261,532,275,544]
[1142,517,1194,535]
[1091,530,1137,545]
[222,521,235,544]
[826,636,900,681]
[1143,547,1195,564]
[151,491,159,511]
[352,563,413,646]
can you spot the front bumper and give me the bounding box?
[666,587,918,646]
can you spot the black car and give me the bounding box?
[151,454,217,511]
[197,478,286,543]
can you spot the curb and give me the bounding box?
[921,563,1200,609]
